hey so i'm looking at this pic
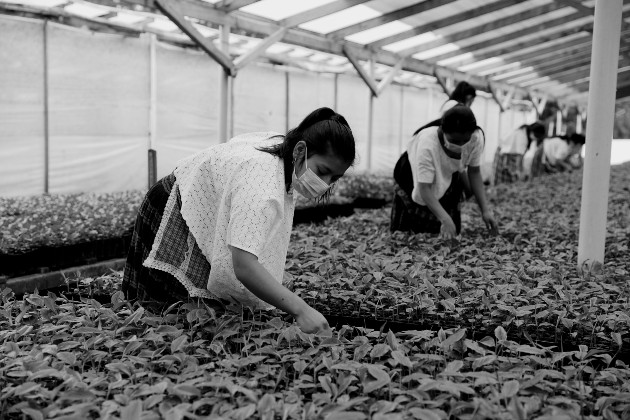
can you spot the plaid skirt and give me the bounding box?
[122,173,210,306]
[493,149,523,185]
[390,172,462,235]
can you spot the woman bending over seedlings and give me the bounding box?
[122,107,355,334]
[530,133,585,177]
[391,105,498,239]
[493,121,546,184]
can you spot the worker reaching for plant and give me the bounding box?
[530,133,585,177]
[493,121,546,184]
[122,107,355,335]
[391,105,498,239]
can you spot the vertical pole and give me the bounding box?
[556,109,562,135]
[576,112,583,134]
[333,73,338,111]
[398,85,404,155]
[43,20,49,194]
[219,24,230,143]
[367,57,374,171]
[148,33,158,189]
[285,71,290,132]
[578,0,623,271]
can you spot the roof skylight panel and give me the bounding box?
[240,0,336,21]
[299,5,380,34]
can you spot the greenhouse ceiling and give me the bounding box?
[2,0,630,109]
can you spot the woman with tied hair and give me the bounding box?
[392,105,498,239]
[123,107,356,334]
[493,122,546,184]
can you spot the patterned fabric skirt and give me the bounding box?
[122,173,192,307]
[493,149,523,185]
[390,172,463,235]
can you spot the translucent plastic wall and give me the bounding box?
[0,15,535,196]
[0,17,45,196]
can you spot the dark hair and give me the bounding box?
[441,104,477,134]
[523,121,546,149]
[258,107,356,193]
[450,81,476,103]
[569,133,585,145]
[412,105,484,145]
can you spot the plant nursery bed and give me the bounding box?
[0,235,132,278]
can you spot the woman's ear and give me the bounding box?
[293,141,306,163]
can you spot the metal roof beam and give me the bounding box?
[280,0,371,28]
[154,0,236,75]
[428,11,630,68]
[57,0,536,100]
[367,0,522,50]
[327,0,458,40]
[424,12,589,63]
[399,3,562,57]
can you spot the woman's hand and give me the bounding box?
[482,210,499,235]
[295,304,330,334]
[439,216,457,240]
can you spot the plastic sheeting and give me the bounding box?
[155,43,220,178]
[336,74,370,172]
[372,85,402,172]
[1,15,540,195]
[0,16,45,196]
[233,64,286,135]
[287,70,335,129]
[47,23,149,194]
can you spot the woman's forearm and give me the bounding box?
[231,248,306,316]
[419,184,451,222]
[467,166,490,214]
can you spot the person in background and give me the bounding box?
[439,81,477,113]
[493,122,546,185]
[530,133,585,177]
[391,105,498,239]
[122,107,355,335]
[439,81,478,196]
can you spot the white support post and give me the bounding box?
[556,109,563,135]
[578,0,623,272]
[367,57,375,171]
[219,24,230,143]
[576,112,583,134]
[43,20,49,194]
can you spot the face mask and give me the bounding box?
[443,138,464,154]
[292,148,330,199]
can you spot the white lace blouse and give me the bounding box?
[171,131,295,309]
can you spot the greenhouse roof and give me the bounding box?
[2,0,630,108]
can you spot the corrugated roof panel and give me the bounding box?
[1,0,67,8]
[413,44,460,60]
[240,0,336,21]
[382,32,439,53]
[146,18,179,32]
[108,12,147,25]
[345,21,412,44]
[299,4,380,34]
[457,57,503,72]
[63,2,108,18]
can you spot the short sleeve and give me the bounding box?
[226,159,283,258]
[466,130,484,167]
[415,151,436,184]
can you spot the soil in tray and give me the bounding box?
[0,234,132,278]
